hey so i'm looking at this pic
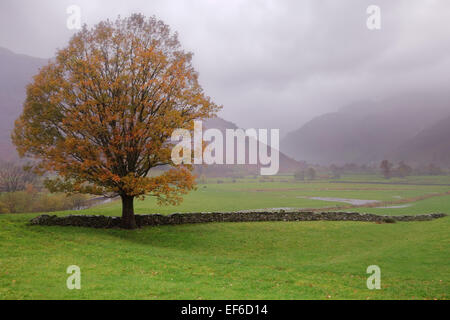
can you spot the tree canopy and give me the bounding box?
[12,14,220,228]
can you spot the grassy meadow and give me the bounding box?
[0,174,449,299]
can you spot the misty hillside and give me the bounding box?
[0,47,302,173]
[391,115,450,166]
[202,117,304,176]
[0,47,47,160]
[281,95,450,165]
[2,46,448,169]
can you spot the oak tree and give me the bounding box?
[12,14,220,229]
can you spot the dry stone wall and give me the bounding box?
[30,211,446,229]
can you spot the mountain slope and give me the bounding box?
[281,95,450,165]
[201,117,305,176]
[392,115,450,166]
[0,47,47,160]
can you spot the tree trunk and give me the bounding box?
[120,195,137,229]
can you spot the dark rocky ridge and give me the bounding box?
[30,211,447,229]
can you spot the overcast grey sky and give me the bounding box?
[1,0,449,133]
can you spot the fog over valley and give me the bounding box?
[1,0,450,133]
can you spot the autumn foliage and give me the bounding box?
[12,14,220,228]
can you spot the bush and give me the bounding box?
[294,170,305,181]
[0,191,31,213]
[0,201,9,213]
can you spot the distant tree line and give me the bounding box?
[294,168,317,181]
[0,162,89,214]
[292,161,447,182]
[380,160,444,179]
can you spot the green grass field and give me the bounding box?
[0,175,449,299]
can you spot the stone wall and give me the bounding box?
[29,211,447,229]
